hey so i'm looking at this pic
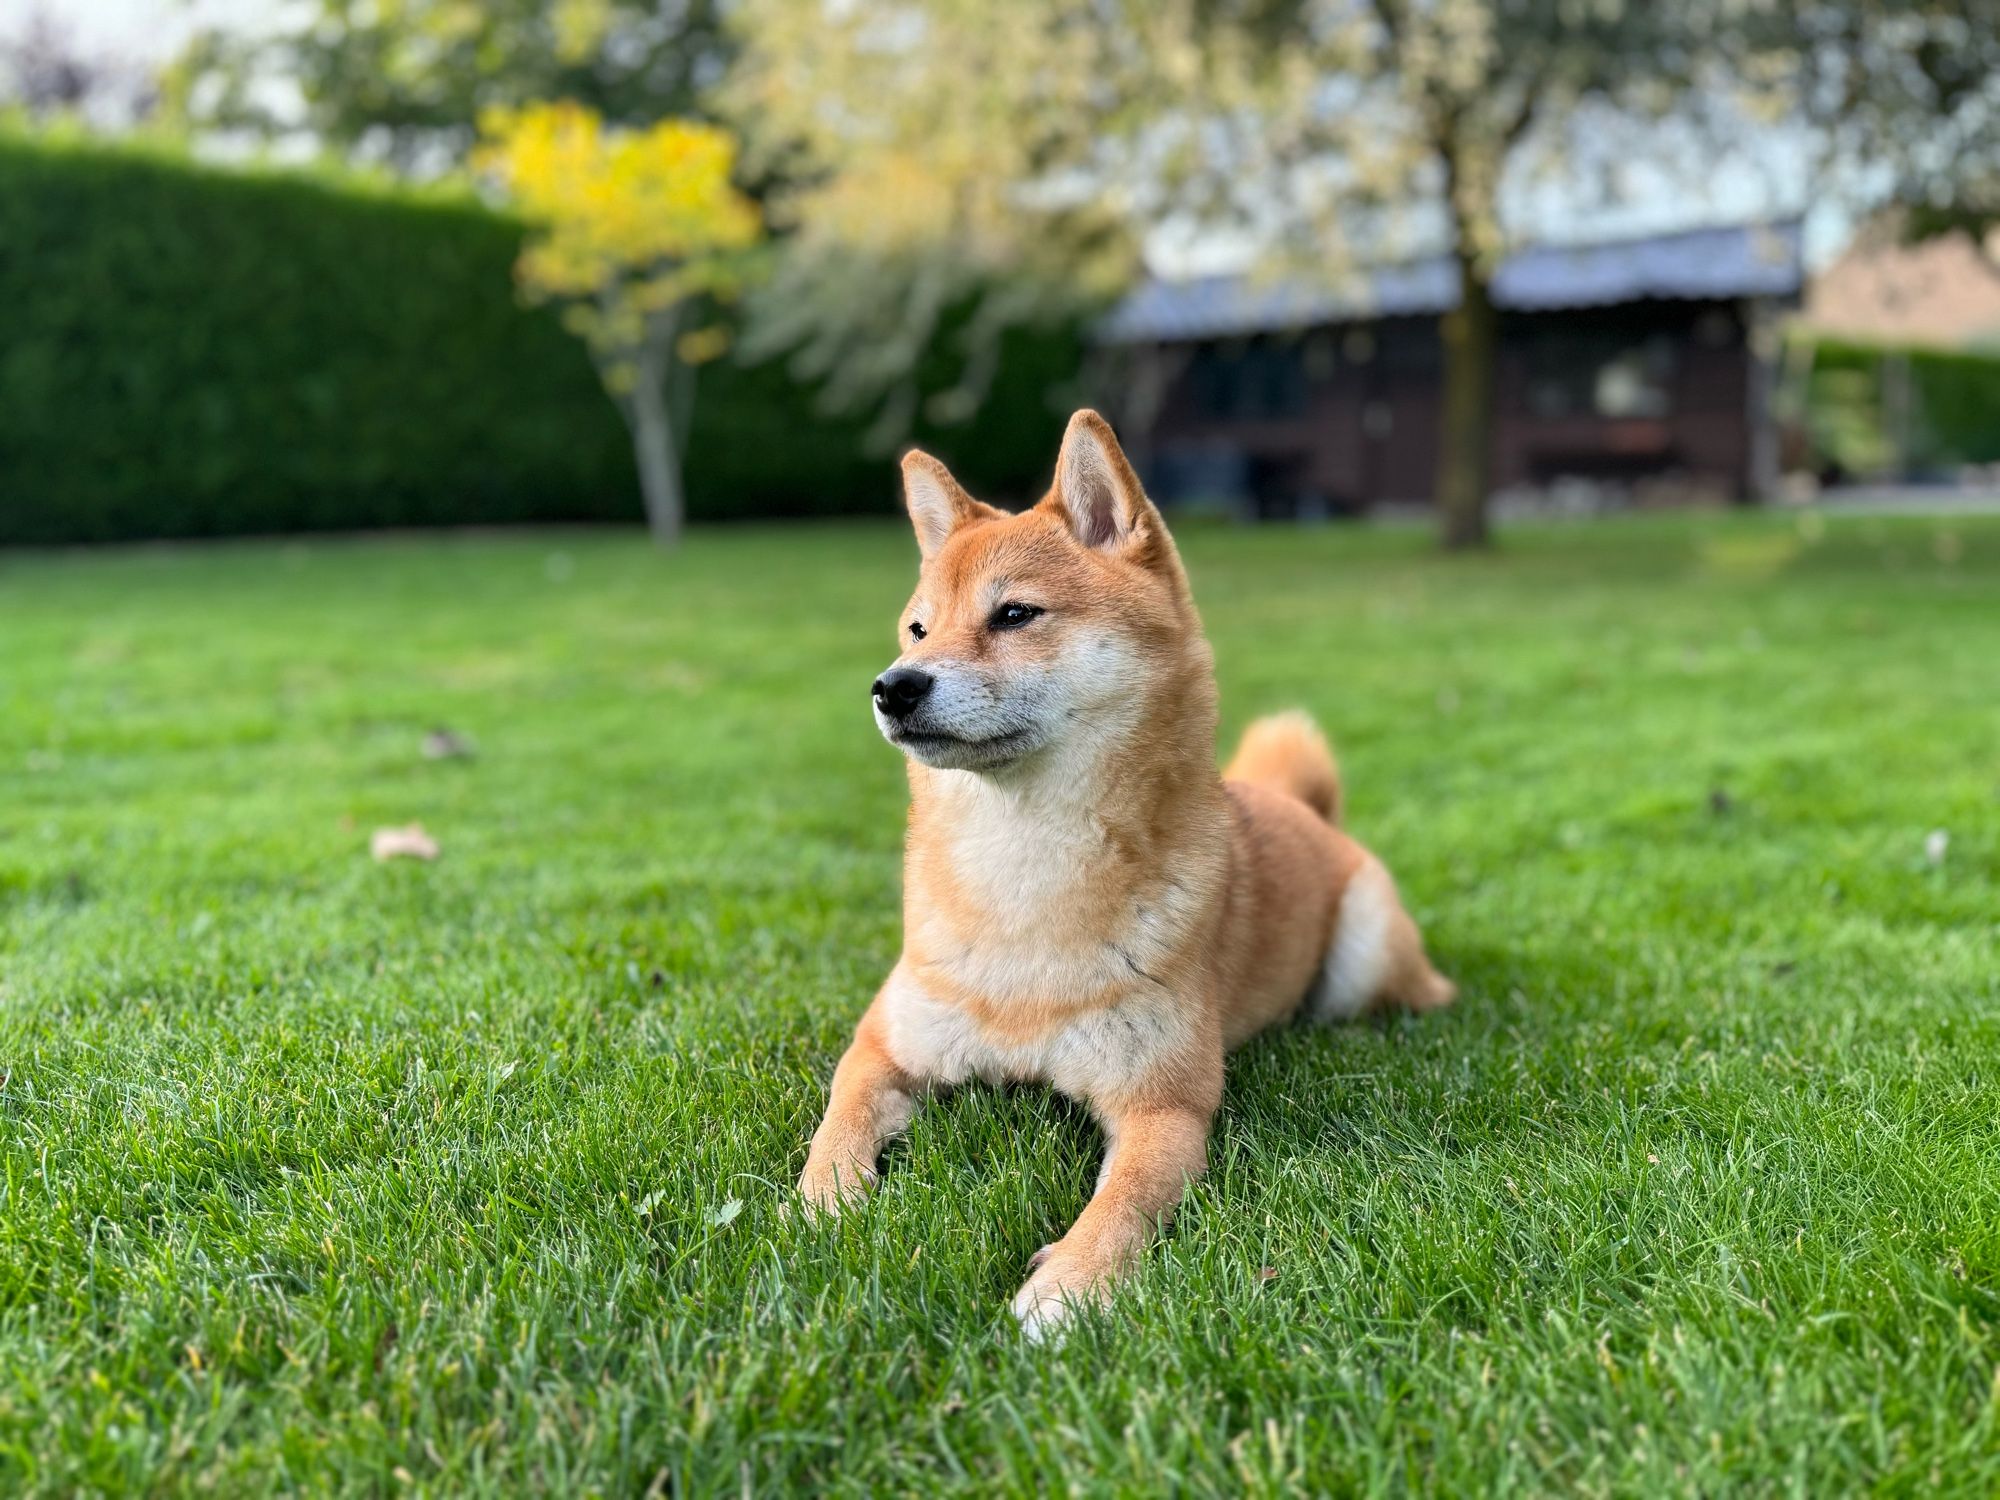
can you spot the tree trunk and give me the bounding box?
[628,333,684,547]
[1742,297,1779,504]
[1435,253,1497,550]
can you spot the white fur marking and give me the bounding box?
[1013,1277,1077,1342]
[1317,857,1395,1021]
[880,965,1197,1103]
[879,631,1146,778]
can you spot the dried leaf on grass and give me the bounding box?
[370,824,440,861]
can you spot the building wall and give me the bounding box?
[1134,298,1754,512]
[1802,227,2000,348]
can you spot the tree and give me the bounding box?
[172,0,728,167]
[1755,2,2000,269]
[719,0,1151,452]
[728,0,1758,548]
[1180,0,1776,547]
[475,102,763,544]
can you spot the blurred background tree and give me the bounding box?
[476,102,763,545]
[1160,0,1800,548]
[176,0,1109,475]
[1759,0,2000,267]
[724,0,1794,548]
[174,0,730,168]
[719,0,1156,453]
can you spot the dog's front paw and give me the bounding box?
[1011,1247,1110,1342]
[794,1160,876,1221]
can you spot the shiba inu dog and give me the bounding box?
[798,410,1454,1335]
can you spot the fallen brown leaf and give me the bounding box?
[370,824,440,861]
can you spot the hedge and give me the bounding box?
[1793,333,2000,480]
[0,131,1083,545]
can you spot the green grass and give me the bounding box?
[1,510,1997,1495]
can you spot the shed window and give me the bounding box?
[1526,331,1677,419]
[1191,340,1309,419]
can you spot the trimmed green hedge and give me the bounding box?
[1794,333,2000,479]
[0,132,1081,545]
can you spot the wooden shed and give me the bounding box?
[1098,222,1804,515]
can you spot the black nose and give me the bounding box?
[871,666,934,719]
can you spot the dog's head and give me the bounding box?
[871,410,1200,775]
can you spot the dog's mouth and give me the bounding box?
[884,723,1038,769]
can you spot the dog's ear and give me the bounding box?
[902,450,1000,559]
[1048,410,1169,564]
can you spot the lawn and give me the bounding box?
[1,510,1997,1495]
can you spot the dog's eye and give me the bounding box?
[989,602,1044,631]
[908,621,926,640]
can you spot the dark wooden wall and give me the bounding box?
[1132,298,1755,513]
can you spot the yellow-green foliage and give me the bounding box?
[475,103,763,392]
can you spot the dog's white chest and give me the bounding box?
[879,966,1194,1102]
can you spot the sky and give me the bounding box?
[1,0,284,61]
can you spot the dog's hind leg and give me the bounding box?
[1313,853,1455,1021]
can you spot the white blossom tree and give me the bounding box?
[727,0,1770,548]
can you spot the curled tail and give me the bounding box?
[1223,710,1342,823]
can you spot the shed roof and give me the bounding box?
[1099,221,1804,344]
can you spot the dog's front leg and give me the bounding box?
[797,1000,918,1216]
[1012,1102,1212,1338]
